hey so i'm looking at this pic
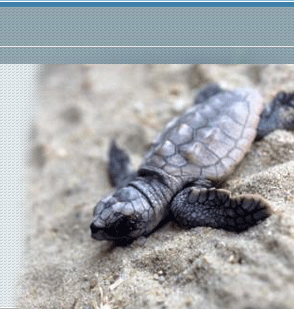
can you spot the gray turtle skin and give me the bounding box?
[91,84,294,244]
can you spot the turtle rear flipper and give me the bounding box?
[171,187,273,232]
[108,140,137,189]
[257,91,294,140]
[194,83,224,105]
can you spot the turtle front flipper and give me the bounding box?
[108,140,137,189]
[256,91,294,140]
[171,187,273,232]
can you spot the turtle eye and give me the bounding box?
[106,216,137,237]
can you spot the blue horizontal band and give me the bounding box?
[0,2,293,8]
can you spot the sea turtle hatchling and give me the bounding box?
[90,84,294,244]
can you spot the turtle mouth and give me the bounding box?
[90,222,112,241]
[90,222,133,242]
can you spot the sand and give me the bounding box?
[18,64,294,309]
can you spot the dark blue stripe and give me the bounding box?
[0,2,293,8]
[2,47,294,63]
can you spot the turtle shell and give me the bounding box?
[142,88,264,182]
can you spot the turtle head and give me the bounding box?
[90,186,149,242]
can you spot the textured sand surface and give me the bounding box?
[19,64,294,309]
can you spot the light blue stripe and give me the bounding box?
[0,2,294,7]
[0,0,290,2]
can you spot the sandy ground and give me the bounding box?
[18,64,294,309]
